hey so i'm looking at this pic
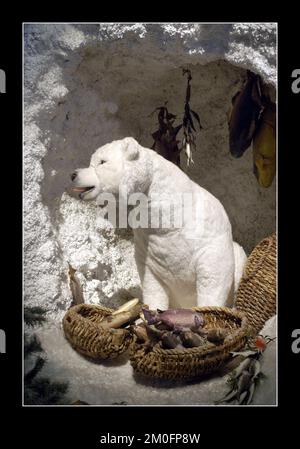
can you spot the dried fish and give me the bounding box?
[205,328,229,344]
[142,308,205,332]
[184,142,194,167]
[144,324,164,342]
[160,332,180,349]
[245,382,255,405]
[236,370,252,396]
[232,357,252,378]
[142,308,159,325]
[216,336,273,405]
[180,330,206,348]
[252,102,276,188]
[228,71,264,158]
[131,324,149,343]
[68,263,84,305]
[111,298,140,316]
[109,328,131,347]
[249,359,261,380]
[99,303,142,330]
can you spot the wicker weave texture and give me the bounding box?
[63,304,133,360]
[235,233,276,334]
[130,307,248,380]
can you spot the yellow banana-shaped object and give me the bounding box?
[253,102,276,188]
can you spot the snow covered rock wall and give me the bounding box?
[24,23,276,319]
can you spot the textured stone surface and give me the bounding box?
[24,23,276,319]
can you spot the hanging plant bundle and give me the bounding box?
[181,68,203,167]
[150,102,183,166]
[150,68,202,168]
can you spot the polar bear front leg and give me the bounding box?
[141,265,170,310]
[195,238,235,307]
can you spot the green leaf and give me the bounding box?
[167,113,176,121]
[24,335,43,357]
[188,114,196,132]
[24,307,47,327]
[173,124,183,136]
[152,130,162,141]
[25,356,46,383]
[24,378,68,405]
[190,110,203,129]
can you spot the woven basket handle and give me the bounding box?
[242,236,274,281]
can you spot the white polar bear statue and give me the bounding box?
[71,137,247,310]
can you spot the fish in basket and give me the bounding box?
[129,306,249,380]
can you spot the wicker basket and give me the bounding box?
[63,304,133,360]
[235,233,276,335]
[130,307,249,380]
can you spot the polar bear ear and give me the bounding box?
[123,137,140,161]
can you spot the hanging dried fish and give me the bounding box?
[184,141,194,167]
[228,71,265,158]
[252,101,276,187]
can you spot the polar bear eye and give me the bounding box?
[98,160,106,165]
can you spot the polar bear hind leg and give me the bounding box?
[195,234,236,307]
[141,265,170,310]
[233,241,247,294]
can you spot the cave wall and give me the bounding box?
[24,23,276,319]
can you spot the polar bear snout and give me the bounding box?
[70,167,99,200]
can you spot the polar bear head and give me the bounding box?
[70,137,152,201]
